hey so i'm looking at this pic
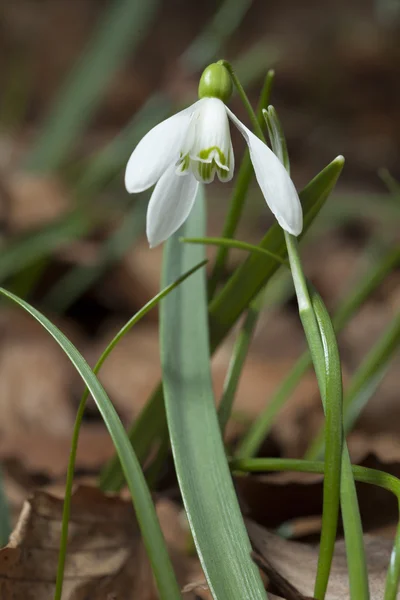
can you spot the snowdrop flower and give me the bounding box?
[125,63,303,247]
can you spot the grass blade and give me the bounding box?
[161,188,267,600]
[310,289,369,599]
[307,309,400,458]
[0,287,181,600]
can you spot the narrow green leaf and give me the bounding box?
[307,309,400,458]
[310,289,369,599]
[284,229,343,600]
[161,189,266,600]
[183,236,288,265]
[0,287,181,600]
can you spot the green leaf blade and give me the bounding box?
[0,287,181,600]
[161,189,266,600]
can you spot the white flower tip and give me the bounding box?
[146,226,163,249]
[334,155,345,166]
[278,211,303,237]
[124,159,144,194]
[124,171,134,194]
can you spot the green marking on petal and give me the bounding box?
[178,153,190,173]
[217,165,229,180]
[198,146,228,167]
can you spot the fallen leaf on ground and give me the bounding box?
[0,486,204,599]
[0,485,148,599]
[251,549,314,600]
[247,520,395,599]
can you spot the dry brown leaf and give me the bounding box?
[0,487,205,600]
[0,485,150,599]
[247,520,396,600]
[251,549,314,600]
[182,579,212,599]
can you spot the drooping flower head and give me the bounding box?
[125,62,303,247]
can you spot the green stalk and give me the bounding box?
[307,309,400,459]
[285,234,344,599]
[161,190,266,600]
[308,287,369,598]
[220,60,264,138]
[237,246,400,458]
[54,260,206,600]
[208,69,275,297]
[230,458,400,600]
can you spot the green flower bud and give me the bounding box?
[198,62,233,102]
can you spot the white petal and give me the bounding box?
[189,97,233,183]
[146,164,199,247]
[226,107,303,235]
[125,102,200,194]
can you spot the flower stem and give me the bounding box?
[285,232,341,599]
[285,231,369,600]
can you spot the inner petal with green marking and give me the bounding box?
[191,146,232,183]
